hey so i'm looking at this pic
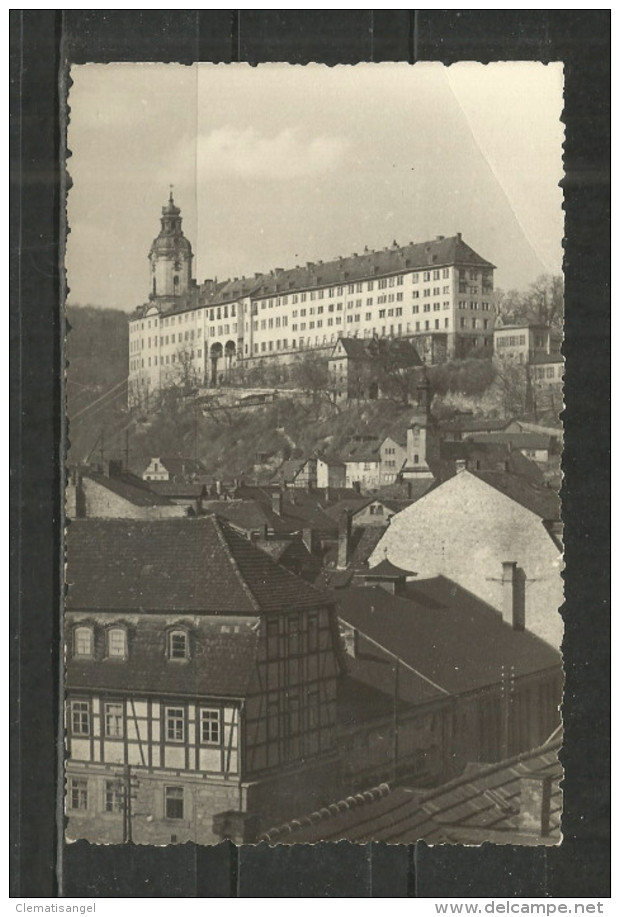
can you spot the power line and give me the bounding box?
[71,378,128,421]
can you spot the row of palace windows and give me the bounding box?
[69,699,222,745]
[69,777,188,821]
[71,626,191,662]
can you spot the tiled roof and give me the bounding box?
[472,470,561,521]
[66,616,259,699]
[321,496,373,523]
[146,481,205,499]
[251,235,494,300]
[437,440,544,480]
[416,737,562,843]
[335,577,561,701]
[84,472,176,508]
[349,527,385,568]
[200,499,276,534]
[261,737,562,845]
[366,558,416,578]
[330,337,372,360]
[372,480,434,502]
[66,516,331,614]
[340,439,382,464]
[381,431,408,448]
[366,336,423,369]
[256,540,291,562]
[134,234,493,318]
[470,432,552,450]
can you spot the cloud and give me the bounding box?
[194,127,349,180]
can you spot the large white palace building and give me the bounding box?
[128,194,497,405]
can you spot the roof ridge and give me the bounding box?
[210,517,262,612]
[421,738,563,803]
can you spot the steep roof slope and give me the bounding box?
[84,472,177,507]
[67,617,259,698]
[261,736,562,845]
[336,578,561,703]
[66,516,331,614]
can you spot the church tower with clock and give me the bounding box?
[148,190,193,301]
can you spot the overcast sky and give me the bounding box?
[66,62,564,311]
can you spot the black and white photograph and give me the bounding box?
[64,61,565,848]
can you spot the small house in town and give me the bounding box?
[368,467,563,649]
[65,516,344,845]
[493,324,562,364]
[340,437,382,492]
[140,455,207,483]
[378,434,408,485]
[66,464,185,520]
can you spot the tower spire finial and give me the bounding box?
[169,183,174,203]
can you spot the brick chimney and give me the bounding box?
[337,511,352,569]
[302,527,315,554]
[271,490,284,516]
[340,621,358,658]
[501,562,526,631]
[519,774,553,837]
[107,459,123,478]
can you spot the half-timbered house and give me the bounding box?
[65,516,344,845]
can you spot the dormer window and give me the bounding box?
[74,626,94,658]
[168,629,189,661]
[106,627,128,660]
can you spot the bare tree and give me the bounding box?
[172,342,202,395]
[291,352,339,416]
[365,337,422,406]
[495,275,564,331]
[493,360,531,418]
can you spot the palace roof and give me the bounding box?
[131,233,494,319]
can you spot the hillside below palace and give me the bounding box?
[128,193,497,405]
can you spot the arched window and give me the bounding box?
[107,627,127,659]
[173,275,179,290]
[167,629,189,660]
[74,626,94,657]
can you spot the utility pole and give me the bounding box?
[122,763,139,843]
[124,427,130,471]
[500,665,515,760]
[392,658,400,784]
[100,430,105,471]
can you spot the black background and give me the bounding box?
[10,9,610,898]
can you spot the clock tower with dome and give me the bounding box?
[148,189,193,300]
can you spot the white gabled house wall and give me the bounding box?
[368,470,563,649]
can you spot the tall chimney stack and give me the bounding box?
[302,527,314,554]
[271,490,284,517]
[519,774,553,837]
[337,511,352,570]
[501,562,526,631]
